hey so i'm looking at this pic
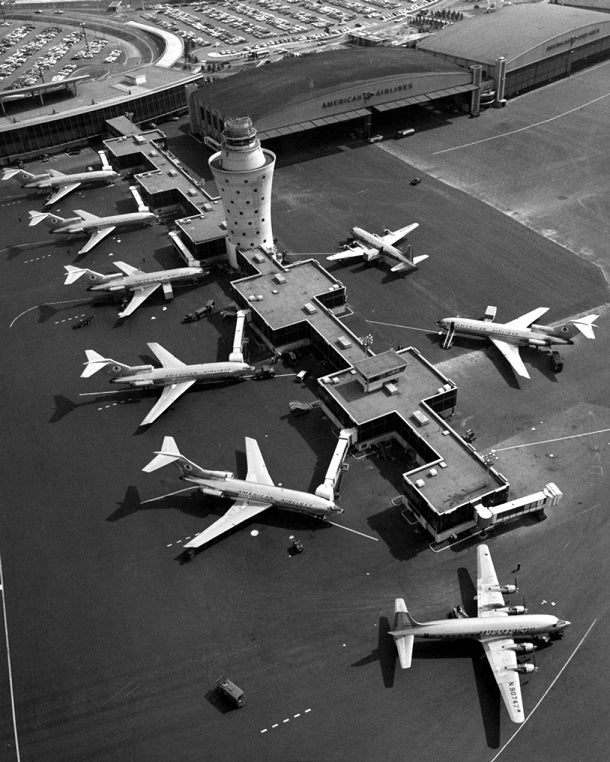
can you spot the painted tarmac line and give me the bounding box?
[365,319,433,334]
[0,550,21,762]
[9,299,88,328]
[495,427,610,452]
[434,91,610,156]
[327,521,379,542]
[141,486,196,505]
[489,618,598,762]
[261,708,312,733]
[79,390,133,397]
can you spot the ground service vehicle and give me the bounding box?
[216,676,246,708]
[182,299,215,323]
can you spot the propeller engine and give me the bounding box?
[503,642,536,654]
[508,663,536,674]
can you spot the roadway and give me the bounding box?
[0,61,608,761]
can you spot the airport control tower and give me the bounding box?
[209,116,276,268]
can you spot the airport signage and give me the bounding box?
[322,82,413,109]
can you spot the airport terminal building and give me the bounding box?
[419,4,610,101]
[189,47,483,144]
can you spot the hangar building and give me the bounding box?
[189,47,484,144]
[418,4,610,102]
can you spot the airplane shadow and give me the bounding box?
[38,299,93,324]
[49,391,144,424]
[351,616,397,688]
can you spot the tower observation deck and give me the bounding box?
[208,117,276,268]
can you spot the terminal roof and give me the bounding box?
[323,355,500,514]
[419,5,610,67]
[196,47,466,121]
[354,351,408,380]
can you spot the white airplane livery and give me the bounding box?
[142,436,343,551]
[389,544,570,723]
[64,261,208,318]
[327,224,427,272]
[28,186,155,254]
[438,306,598,380]
[82,343,253,426]
[3,151,118,206]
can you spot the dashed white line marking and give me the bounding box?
[260,708,312,734]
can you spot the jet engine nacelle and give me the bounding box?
[107,284,126,292]
[508,663,536,674]
[528,338,550,347]
[132,379,156,387]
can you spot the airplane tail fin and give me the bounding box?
[566,314,599,340]
[3,168,34,182]
[388,598,418,668]
[29,210,66,228]
[64,265,107,285]
[143,437,232,479]
[390,245,428,272]
[81,350,132,378]
[412,254,429,266]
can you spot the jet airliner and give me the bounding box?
[389,544,570,723]
[28,186,156,254]
[142,436,343,551]
[438,306,598,380]
[64,261,208,318]
[81,343,253,426]
[327,224,427,272]
[3,151,118,206]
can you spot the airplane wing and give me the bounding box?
[327,245,367,262]
[477,543,508,617]
[490,338,530,380]
[380,223,419,245]
[78,226,116,254]
[140,380,196,426]
[118,284,161,318]
[147,342,185,368]
[114,261,143,277]
[481,639,525,723]
[244,437,274,485]
[183,498,272,549]
[74,209,100,222]
[505,307,549,329]
[44,182,81,206]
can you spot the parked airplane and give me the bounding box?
[28,186,156,254]
[437,306,598,380]
[81,343,253,426]
[64,261,208,318]
[3,151,118,206]
[327,224,427,272]
[143,435,343,551]
[389,544,570,723]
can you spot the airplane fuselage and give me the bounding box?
[352,226,401,261]
[438,317,574,347]
[24,170,117,189]
[89,267,206,292]
[52,211,155,234]
[392,614,568,641]
[110,362,253,387]
[184,473,342,518]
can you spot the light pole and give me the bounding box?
[80,23,90,55]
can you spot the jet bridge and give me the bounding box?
[315,429,357,501]
[475,482,562,531]
[229,310,250,363]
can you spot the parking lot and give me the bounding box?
[0,19,128,91]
